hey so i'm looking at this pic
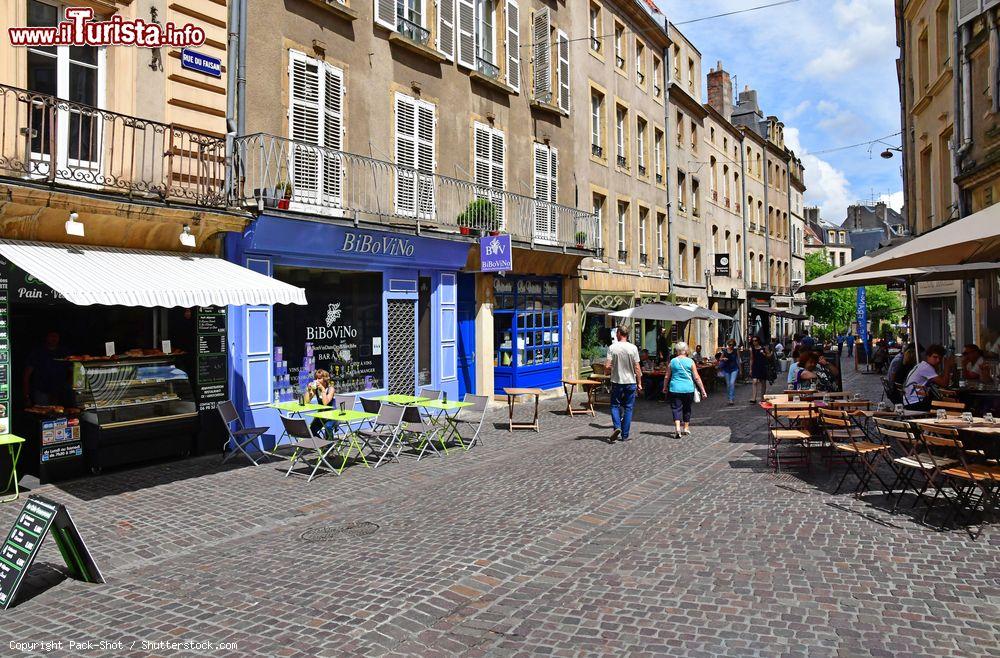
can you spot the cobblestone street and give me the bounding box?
[2,366,998,657]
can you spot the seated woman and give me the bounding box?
[795,354,819,390]
[786,349,804,389]
[304,369,336,435]
[814,353,840,392]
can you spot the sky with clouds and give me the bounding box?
[655,0,903,225]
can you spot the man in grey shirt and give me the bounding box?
[605,325,642,442]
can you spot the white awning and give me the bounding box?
[0,240,307,307]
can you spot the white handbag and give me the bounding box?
[694,389,702,403]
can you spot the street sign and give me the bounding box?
[0,495,104,610]
[180,48,222,78]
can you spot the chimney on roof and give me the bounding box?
[874,201,888,222]
[707,60,733,121]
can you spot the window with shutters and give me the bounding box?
[533,143,559,243]
[288,50,344,211]
[394,92,436,218]
[635,40,645,87]
[616,200,628,261]
[653,128,664,185]
[532,7,552,103]
[589,2,602,55]
[556,30,570,113]
[614,21,626,71]
[505,0,520,90]
[473,122,505,228]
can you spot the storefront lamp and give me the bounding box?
[179,225,196,248]
[65,211,84,237]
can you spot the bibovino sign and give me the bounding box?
[341,232,415,257]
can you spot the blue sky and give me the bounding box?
[655,0,903,225]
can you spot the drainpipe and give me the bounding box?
[739,132,749,340]
[237,0,248,138]
[663,18,674,295]
[955,14,969,219]
[763,150,770,290]
[225,0,239,203]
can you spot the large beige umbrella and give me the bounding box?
[800,262,1000,292]
[849,204,1000,274]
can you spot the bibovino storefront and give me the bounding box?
[228,216,470,442]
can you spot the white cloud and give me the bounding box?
[879,191,904,211]
[786,127,854,222]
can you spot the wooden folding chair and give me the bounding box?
[820,408,896,496]
[828,400,872,412]
[930,400,966,416]
[766,402,814,472]
[925,426,1000,539]
[875,417,957,517]
[934,388,961,404]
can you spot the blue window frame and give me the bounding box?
[493,277,561,384]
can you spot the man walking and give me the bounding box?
[606,324,642,443]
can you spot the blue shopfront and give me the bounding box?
[227,216,470,439]
[491,276,563,393]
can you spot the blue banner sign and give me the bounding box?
[480,234,512,273]
[180,48,222,77]
[856,286,870,355]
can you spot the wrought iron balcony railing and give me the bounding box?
[638,164,646,176]
[617,155,627,168]
[232,132,599,251]
[397,16,430,45]
[0,83,227,206]
[639,253,648,266]
[476,57,501,80]
[592,144,603,157]
[618,249,628,262]
[657,256,665,267]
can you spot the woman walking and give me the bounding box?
[718,339,741,405]
[662,342,709,439]
[749,336,771,403]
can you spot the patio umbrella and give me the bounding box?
[801,262,1000,292]
[849,204,1000,274]
[679,303,734,321]
[609,302,700,322]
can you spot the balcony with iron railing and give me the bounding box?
[232,133,599,251]
[476,56,501,81]
[0,83,227,206]
[397,16,430,45]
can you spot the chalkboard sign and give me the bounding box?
[195,307,228,413]
[0,495,104,609]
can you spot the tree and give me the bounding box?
[803,251,904,335]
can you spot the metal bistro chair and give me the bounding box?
[881,376,903,405]
[356,404,405,468]
[398,405,443,461]
[279,416,340,482]
[920,425,1000,538]
[418,387,443,401]
[440,394,490,450]
[820,408,896,497]
[874,417,957,518]
[218,401,269,466]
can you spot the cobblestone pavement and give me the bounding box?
[2,363,998,657]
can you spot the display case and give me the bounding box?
[73,357,198,471]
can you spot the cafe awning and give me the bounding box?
[0,240,307,307]
[849,204,1000,274]
[800,262,1000,292]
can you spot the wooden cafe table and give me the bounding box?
[503,388,543,432]
[561,379,600,417]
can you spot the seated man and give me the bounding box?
[961,344,991,382]
[639,349,654,370]
[814,353,840,392]
[903,344,954,411]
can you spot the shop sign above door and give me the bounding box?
[480,234,512,273]
[341,232,415,258]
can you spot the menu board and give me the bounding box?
[0,260,9,434]
[195,307,228,412]
[0,495,104,609]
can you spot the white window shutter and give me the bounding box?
[321,63,344,206]
[491,128,505,225]
[533,143,549,236]
[289,50,321,205]
[395,93,418,216]
[557,29,570,113]
[457,0,476,69]
[438,0,456,60]
[375,0,396,30]
[958,0,983,26]
[549,146,558,205]
[474,123,491,191]
[416,100,436,217]
[532,7,551,102]
[506,0,520,91]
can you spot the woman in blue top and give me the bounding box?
[718,339,741,405]
[662,342,709,439]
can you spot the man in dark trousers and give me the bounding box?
[605,325,642,443]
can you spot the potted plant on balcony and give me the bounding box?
[575,231,587,248]
[457,198,499,237]
[276,180,293,210]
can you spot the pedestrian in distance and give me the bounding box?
[748,336,772,403]
[718,339,741,405]
[662,342,708,439]
[605,324,642,443]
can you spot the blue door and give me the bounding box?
[457,273,476,397]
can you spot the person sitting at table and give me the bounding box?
[795,353,820,390]
[303,369,336,435]
[692,345,703,363]
[961,344,991,382]
[656,327,671,363]
[903,344,954,411]
[640,349,654,370]
[786,349,804,388]
[814,353,840,392]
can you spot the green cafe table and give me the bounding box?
[419,400,473,451]
[309,409,378,472]
[0,434,26,504]
[370,394,430,406]
[268,402,330,453]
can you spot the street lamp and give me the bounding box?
[880,146,902,159]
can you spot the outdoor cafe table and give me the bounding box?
[419,400,474,451]
[309,408,378,471]
[269,401,330,451]
[503,388,543,432]
[562,379,600,417]
[914,415,1000,459]
[370,394,430,406]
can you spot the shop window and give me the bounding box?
[493,278,562,372]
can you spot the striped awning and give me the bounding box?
[0,240,306,307]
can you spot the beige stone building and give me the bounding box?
[574,0,670,358]
[236,0,598,398]
[667,22,710,350]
